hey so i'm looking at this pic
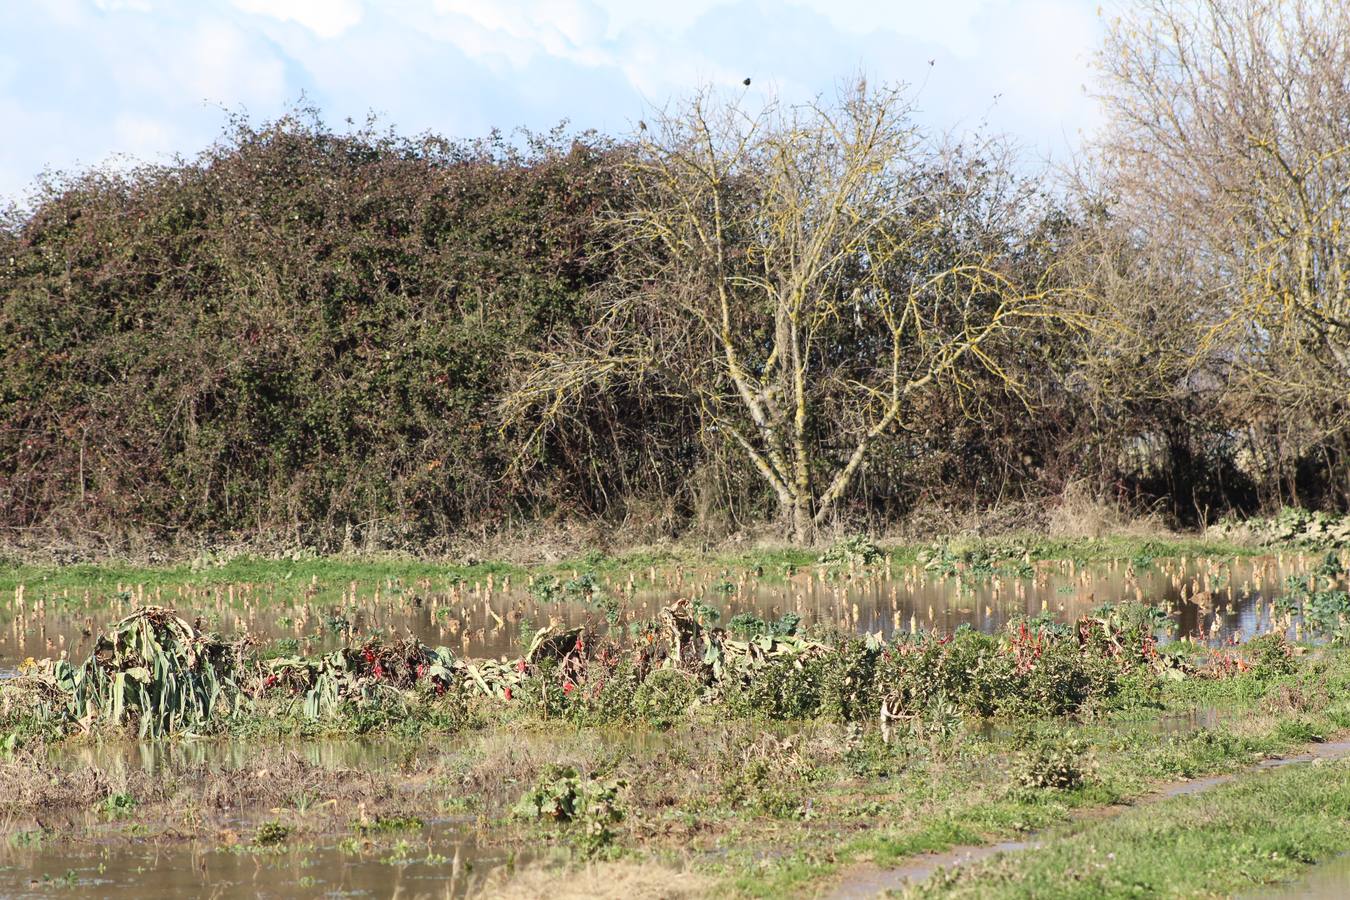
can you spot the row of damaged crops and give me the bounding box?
[4,600,845,737]
[13,607,543,737]
[4,597,1232,739]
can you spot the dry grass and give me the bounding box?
[1046,482,1168,539]
[478,860,712,899]
[0,488,1197,570]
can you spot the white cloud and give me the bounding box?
[93,0,154,11]
[231,0,364,39]
[99,17,288,112]
[0,0,1108,202]
[973,0,1102,153]
[184,19,289,105]
[430,0,611,67]
[112,112,178,156]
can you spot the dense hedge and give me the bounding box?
[0,116,711,545]
[1,112,1345,547]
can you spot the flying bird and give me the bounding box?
[743,77,751,86]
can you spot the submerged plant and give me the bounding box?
[1277,553,1350,643]
[97,793,137,821]
[254,821,291,846]
[726,611,802,640]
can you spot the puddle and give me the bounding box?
[1246,852,1350,899]
[0,820,514,898]
[828,838,1041,899]
[3,553,1337,670]
[45,736,419,776]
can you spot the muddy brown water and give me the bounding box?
[41,724,689,777]
[2,553,1337,674]
[3,738,518,897]
[45,735,416,776]
[0,821,509,898]
[1,725,737,898]
[0,552,1344,894]
[1246,852,1350,899]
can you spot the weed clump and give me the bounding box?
[353,815,424,835]
[567,655,643,725]
[720,735,818,819]
[512,765,625,854]
[1014,732,1091,791]
[254,821,291,846]
[819,535,884,567]
[1247,634,1298,679]
[722,653,829,720]
[631,668,701,729]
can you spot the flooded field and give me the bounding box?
[3,545,1350,899]
[1,820,502,899]
[1,551,1335,673]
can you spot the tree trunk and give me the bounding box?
[791,495,812,544]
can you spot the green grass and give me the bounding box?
[0,555,520,594]
[3,645,1350,898]
[916,758,1350,898]
[0,533,1269,597]
[715,651,1350,897]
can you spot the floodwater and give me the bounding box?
[46,735,415,775]
[1,725,723,898]
[0,550,1345,896]
[3,738,501,897]
[1,552,1340,672]
[1248,853,1350,899]
[0,820,509,898]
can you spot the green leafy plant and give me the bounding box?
[97,793,137,821]
[254,821,291,846]
[631,668,700,728]
[50,608,243,738]
[1015,732,1091,791]
[819,535,884,567]
[512,765,625,853]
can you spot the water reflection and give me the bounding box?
[1,553,1339,673]
[1,822,511,899]
[46,736,416,776]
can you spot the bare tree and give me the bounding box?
[504,80,1058,541]
[1093,0,1350,410]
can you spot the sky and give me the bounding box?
[0,0,1107,204]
